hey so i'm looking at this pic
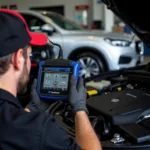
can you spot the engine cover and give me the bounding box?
[87,89,150,125]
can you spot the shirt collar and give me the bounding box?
[0,88,22,108]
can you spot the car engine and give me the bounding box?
[46,63,150,150]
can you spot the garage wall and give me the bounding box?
[0,0,88,21]
[93,0,104,20]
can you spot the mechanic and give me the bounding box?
[0,9,102,150]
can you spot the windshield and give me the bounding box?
[42,13,84,31]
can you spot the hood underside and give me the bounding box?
[102,0,150,47]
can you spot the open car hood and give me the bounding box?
[102,0,150,47]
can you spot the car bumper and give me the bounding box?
[116,55,144,70]
[102,40,144,71]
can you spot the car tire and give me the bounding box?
[74,52,105,78]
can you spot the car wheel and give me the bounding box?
[75,52,105,78]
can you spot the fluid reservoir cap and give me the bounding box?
[111,98,120,103]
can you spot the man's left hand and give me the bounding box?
[26,79,51,112]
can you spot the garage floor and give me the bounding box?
[143,56,150,64]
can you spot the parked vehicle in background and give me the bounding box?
[18,10,144,78]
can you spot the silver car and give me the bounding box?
[18,10,144,78]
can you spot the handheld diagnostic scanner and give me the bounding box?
[37,59,80,100]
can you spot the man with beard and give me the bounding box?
[0,9,101,150]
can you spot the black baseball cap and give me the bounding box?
[0,9,48,57]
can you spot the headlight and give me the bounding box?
[136,41,144,55]
[30,49,49,63]
[41,50,47,58]
[104,38,131,47]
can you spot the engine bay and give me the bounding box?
[45,63,150,150]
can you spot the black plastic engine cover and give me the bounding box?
[87,89,150,125]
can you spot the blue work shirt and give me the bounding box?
[0,89,80,150]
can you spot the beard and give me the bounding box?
[17,61,30,94]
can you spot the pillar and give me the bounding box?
[104,5,115,32]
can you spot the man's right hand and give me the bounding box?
[69,76,88,114]
[69,76,102,150]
